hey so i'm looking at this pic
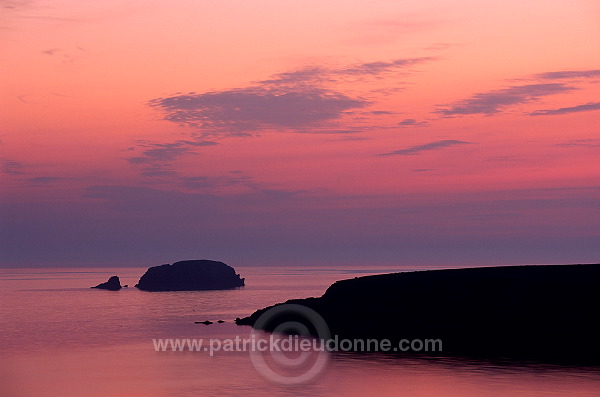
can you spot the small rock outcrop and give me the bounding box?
[135,259,245,291]
[91,276,122,291]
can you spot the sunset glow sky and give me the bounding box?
[1,0,599,267]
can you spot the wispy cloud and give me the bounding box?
[128,140,216,164]
[128,145,192,164]
[180,172,254,191]
[0,159,25,175]
[368,110,396,115]
[534,70,600,80]
[1,0,32,10]
[149,88,368,135]
[437,83,574,115]
[137,57,438,177]
[180,171,303,200]
[554,139,600,148]
[530,101,600,116]
[261,57,433,86]
[336,57,434,76]
[41,48,61,56]
[380,139,472,156]
[126,139,218,177]
[27,176,68,185]
[398,118,429,127]
[149,57,435,137]
[138,168,179,178]
[259,67,328,86]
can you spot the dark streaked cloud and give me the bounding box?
[180,172,254,191]
[138,168,179,177]
[41,48,60,56]
[149,88,368,135]
[128,145,193,164]
[1,0,32,9]
[260,57,434,86]
[380,139,472,156]
[128,140,217,164]
[126,139,218,177]
[554,139,600,148]
[534,70,600,80]
[412,168,435,172]
[336,57,434,76]
[530,101,600,116]
[398,118,429,127]
[317,128,366,134]
[259,67,329,86]
[27,176,68,185]
[398,118,418,125]
[540,186,600,191]
[149,57,436,137]
[368,110,395,115]
[83,185,221,216]
[1,159,25,175]
[463,213,521,221]
[437,83,574,115]
[179,176,212,189]
[179,171,303,200]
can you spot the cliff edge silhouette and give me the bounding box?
[236,264,600,363]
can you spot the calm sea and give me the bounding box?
[1,266,599,397]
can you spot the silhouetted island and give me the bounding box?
[236,264,600,363]
[135,260,245,291]
[91,275,122,291]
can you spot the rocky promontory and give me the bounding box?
[135,260,245,291]
[236,264,600,363]
[91,276,122,291]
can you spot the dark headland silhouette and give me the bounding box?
[91,275,122,291]
[236,264,600,363]
[135,259,245,291]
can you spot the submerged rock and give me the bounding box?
[91,276,122,291]
[135,260,245,291]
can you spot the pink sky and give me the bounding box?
[1,0,599,267]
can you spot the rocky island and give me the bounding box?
[91,275,122,291]
[236,264,600,363]
[135,259,245,291]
